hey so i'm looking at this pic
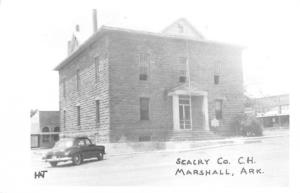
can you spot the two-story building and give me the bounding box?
[54,18,245,143]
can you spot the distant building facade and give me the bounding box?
[55,18,245,143]
[30,110,60,148]
[254,94,289,128]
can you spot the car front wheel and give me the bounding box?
[72,153,82,165]
[97,152,103,161]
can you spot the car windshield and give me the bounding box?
[54,139,73,148]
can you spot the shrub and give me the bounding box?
[231,113,263,137]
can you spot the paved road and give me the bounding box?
[32,135,288,186]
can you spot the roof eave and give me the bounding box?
[54,25,245,71]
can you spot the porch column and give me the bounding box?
[172,95,180,130]
[203,95,209,130]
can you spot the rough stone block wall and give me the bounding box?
[58,30,244,143]
[108,31,244,141]
[59,35,110,143]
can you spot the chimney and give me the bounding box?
[93,9,98,33]
[75,24,80,32]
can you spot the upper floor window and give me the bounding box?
[179,70,187,83]
[76,106,81,126]
[62,78,66,98]
[139,53,150,81]
[140,97,150,120]
[42,127,49,132]
[214,62,221,85]
[94,56,100,83]
[96,100,100,124]
[76,69,80,91]
[179,57,188,83]
[214,75,220,85]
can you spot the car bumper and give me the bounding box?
[43,156,72,162]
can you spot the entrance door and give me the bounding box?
[179,96,192,129]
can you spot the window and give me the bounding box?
[85,138,92,145]
[54,127,60,132]
[62,79,66,98]
[139,136,151,142]
[75,139,85,146]
[42,135,50,143]
[42,127,49,132]
[42,127,50,143]
[94,56,100,83]
[96,100,100,124]
[63,110,66,128]
[53,134,59,142]
[77,106,81,126]
[215,100,223,120]
[214,62,221,85]
[139,53,150,81]
[179,69,187,83]
[177,23,184,33]
[140,97,150,120]
[214,75,220,84]
[179,57,188,83]
[76,69,80,91]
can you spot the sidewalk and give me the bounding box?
[31,129,289,158]
[107,128,289,157]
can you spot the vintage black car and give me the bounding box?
[43,136,105,167]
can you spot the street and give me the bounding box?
[32,135,289,186]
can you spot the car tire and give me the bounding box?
[72,153,82,165]
[97,152,103,161]
[50,162,58,167]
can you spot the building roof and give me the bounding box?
[161,18,205,40]
[54,24,244,71]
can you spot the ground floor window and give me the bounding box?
[42,134,50,143]
[53,134,59,142]
[140,97,150,120]
[179,96,192,129]
[139,136,151,141]
[215,99,223,120]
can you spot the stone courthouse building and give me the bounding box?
[54,17,244,143]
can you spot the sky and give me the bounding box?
[0,0,298,111]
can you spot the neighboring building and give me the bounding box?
[254,94,289,128]
[30,110,60,148]
[54,18,245,143]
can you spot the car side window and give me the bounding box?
[85,139,92,146]
[75,139,85,147]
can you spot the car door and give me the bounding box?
[75,139,89,158]
[84,138,97,158]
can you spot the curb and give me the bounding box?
[31,133,288,158]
